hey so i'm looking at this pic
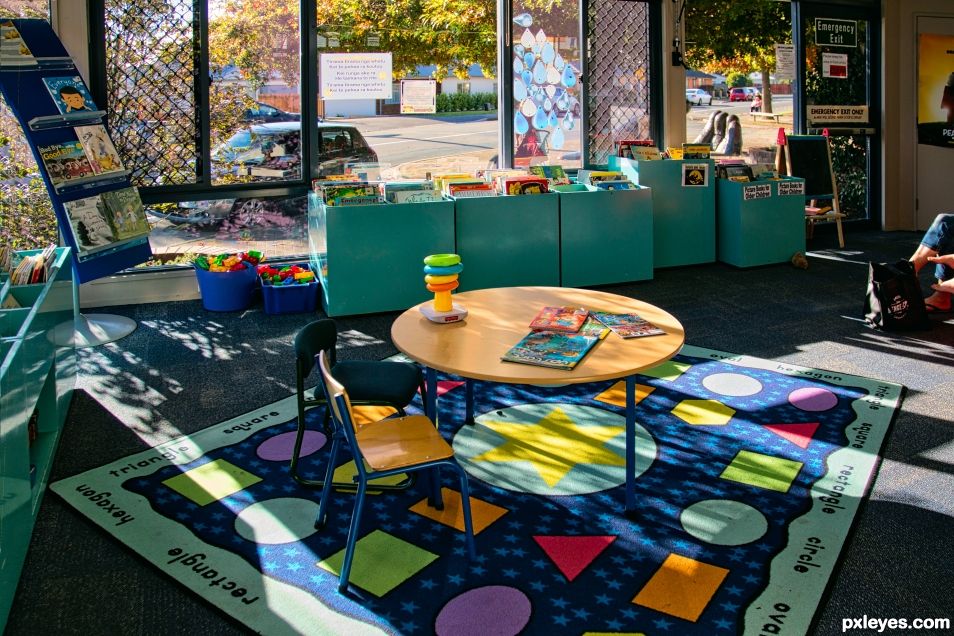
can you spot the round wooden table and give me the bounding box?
[391,286,685,514]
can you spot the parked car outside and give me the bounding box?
[685,88,713,106]
[729,87,757,102]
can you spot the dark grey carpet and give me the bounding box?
[4,228,953,636]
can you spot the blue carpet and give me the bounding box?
[51,345,903,635]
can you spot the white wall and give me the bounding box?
[882,0,954,230]
[442,78,497,95]
[51,0,90,83]
[321,99,376,117]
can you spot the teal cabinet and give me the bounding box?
[307,193,456,316]
[716,178,807,267]
[0,247,76,628]
[609,157,716,268]
[454,193,560,291]
[556,184,654,287]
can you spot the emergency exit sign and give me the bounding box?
[815,18,857,47]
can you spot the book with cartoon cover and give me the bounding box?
[74,125,125,175]
[101,187,150,240]
[63,195,116,255]
[501,331,600,370]
[42,76,98,114]
[37,140,95,186]
[591,311,665,338]
[529,306,589,333]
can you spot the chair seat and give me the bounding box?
[333,360,421,406]
[355,414,454,472]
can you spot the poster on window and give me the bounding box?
[320,53,392,100]
[917,33,954,148]
[822,53,848,79]
[400,80,436,114]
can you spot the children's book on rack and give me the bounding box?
[42,75,98,114]
[101,187,150,240]
[529,305,589,332]
[501,330,600,370]
[590,311,666,338]
[38,139,95,188]
[528,165,570,186]
[74,124,125,175]
[0,20,36,67]
[63,188,151,259]
[8,245,56,285]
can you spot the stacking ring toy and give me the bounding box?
[425,273,458,285]
[423,254,461,267]
[424,263,464,276]
[426,280,460,293]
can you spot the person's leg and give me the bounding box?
[911,213,952,273]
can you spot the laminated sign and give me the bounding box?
[743,184,772,200]
[778,181,805,196]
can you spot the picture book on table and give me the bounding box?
[591,311,666,338]
[101,187,151,240]
[38,140,95,186]
[501,331,600,370]
[42,76,98,114]
[529,306,589,333]
[74,125,125,175]
[63,195,117,255]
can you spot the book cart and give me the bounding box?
[608,157,716,268]
[715,177,807,267]
[307,192,456,316]
[453,192,560,291]
[0,247,77,626]
[554,184,654,286]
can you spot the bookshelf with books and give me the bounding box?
[553,183,654,286]
[608,156,716,268]
[0,19,150,284]
[306,192,455,316]
[0,247,76,627]
[454,192,560,291]
[716,176,807,267]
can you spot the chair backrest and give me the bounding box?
[316,349,362,452]
[294,319,338,382]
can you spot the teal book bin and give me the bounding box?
[308,193,456,316]
[0,247,76,627]
[716,177,807,267]
[555,184,654,287]
[609,157,716,268]
[454,193,560,291]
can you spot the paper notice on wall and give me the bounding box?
[822,53,848,79]
[320,53,392,100]
[743,183,772,200]
[775,44,795,80]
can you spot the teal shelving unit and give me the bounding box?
[716,177,807,267]
[555,184,654,287]
[454,193,560,291]
[609,157,716,268]
[0,247,77,627]
[307,193,456,316]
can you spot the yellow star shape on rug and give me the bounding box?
[471,406,625,487]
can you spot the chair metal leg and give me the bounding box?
[314,436,341,530]
[338,478,369,593]
[427,466,444,510]
[453,463,476,559]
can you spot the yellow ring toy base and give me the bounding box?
[420,303,468,323]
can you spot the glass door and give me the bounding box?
[793,1,880,224]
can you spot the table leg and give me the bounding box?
[625,374,637,518]
[425,366,444,509]
[465,379,475,424]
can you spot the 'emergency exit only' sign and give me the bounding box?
[815,18,857,47]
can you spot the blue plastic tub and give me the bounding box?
[194,262,259,311]
[261,264,319,315]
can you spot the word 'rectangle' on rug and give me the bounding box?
[51,345,903,636]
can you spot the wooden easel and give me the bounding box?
[784,135,846,248]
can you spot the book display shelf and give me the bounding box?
[609,157,716,268]
[555,184,654,287]
[307,193,455,316]
[716,177,807,267]
[0,247,77,626]
[454,192,560,291]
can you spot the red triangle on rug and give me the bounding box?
[437,381,464,397]
[764,422,820,449]
[532,535,616,581]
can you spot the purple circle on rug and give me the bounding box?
[435,585,531,636]
[256,430,326,461]
[788,387,838,412]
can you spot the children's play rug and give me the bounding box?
[51,345,903,636]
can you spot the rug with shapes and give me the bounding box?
[51,345,903,635]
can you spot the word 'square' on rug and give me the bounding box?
[51,345,903,636]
